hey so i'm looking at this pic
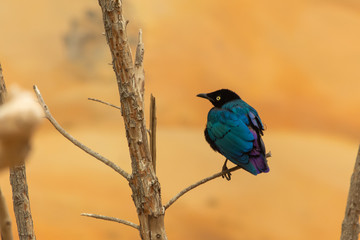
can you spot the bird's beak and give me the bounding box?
[196,93,209,99]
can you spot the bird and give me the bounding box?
[197,89,269,180]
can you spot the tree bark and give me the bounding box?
[9,165,36,240]
[340,146,360,240]
[97,1,167,239]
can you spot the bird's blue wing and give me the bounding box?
[248,110,264,135]
[206,108,254,164]
[224,100,265,135]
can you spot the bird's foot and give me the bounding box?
[221,159,231,181]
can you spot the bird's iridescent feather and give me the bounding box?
[205,99,269,175]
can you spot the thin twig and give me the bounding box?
[149,94,156,173]
[33,85,131,181]
[81,213,139,230]
[88,98,121,110]
[165,152,272,210]
[164,165,242,210]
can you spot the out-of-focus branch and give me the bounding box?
[0,64,38,240]
[340,145,360,240]
[0,85,43,169]
[0,64,7,104]
[81,213,139,230]
[0,188,13,240]
[33,85,131,181]
[0,65,13,240]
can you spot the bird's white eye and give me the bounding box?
[216,96,221,101]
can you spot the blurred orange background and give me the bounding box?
[0,0,359,239]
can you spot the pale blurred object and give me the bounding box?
[0,85,44,169]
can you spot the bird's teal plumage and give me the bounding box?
[198,89,269,176]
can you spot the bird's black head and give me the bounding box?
[197,89,241,108]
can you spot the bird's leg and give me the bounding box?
[221,159,231,181]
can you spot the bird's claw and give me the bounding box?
[222,172,232,181]
[221,161,232,181]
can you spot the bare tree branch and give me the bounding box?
[340,145,360,240]
[0,188,13,240]
[149,94,157,173]
[165,152,272,210]
[164,166,242,210]
[81,213,139,230]
[33,85,131,181]
[88,97,121,110]
[98,0,167,238]
[10,165,36,240]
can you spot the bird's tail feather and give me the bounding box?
[250,155,269,174]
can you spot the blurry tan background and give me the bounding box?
[0,0,359,239]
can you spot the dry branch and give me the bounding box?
[0,188,13,240]
[97,0,167,239]
[81,213,139,230]
[340,145,360,240]
[164,166,241,210]
[88,97,121,110]
[10,166,36,240]
[165,152,272,210]
[33,85,131,181]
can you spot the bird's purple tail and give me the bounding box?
[249,155,269,174]
[249,129,270,174]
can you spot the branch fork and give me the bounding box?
[33,85,131,181]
